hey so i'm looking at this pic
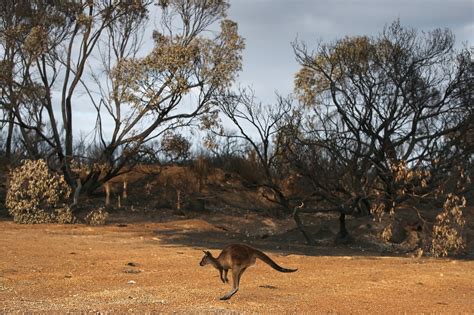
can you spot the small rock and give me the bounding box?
[128,280,136,285]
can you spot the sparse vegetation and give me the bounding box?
[84,207,109,226]
[0,1,471,259]
[430,194,467,257]
[0,2,473,314]
[6,159,74,224]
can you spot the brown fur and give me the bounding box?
[199,244,297,300]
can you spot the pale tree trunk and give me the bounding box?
[104,183,111,207]
[122,180,128,202]
[72,178,82,207]
[176,190,181,211]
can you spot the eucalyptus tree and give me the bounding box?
[217,89,293,213]
[1,0,150,185]
[0,0,76,160]
[80,0,245,193]
[289,20,471,244]
[1,0,245,198]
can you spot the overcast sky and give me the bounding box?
[73,0,473,137]
[226,0,473,103]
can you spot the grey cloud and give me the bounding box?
[228,0,473,102]
[69,1,472,134]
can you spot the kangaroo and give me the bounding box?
[199,244,297,300]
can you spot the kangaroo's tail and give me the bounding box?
[254,250,298,273]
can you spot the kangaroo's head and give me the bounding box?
[199,250,213,266]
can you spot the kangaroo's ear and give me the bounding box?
[203,250,209,255]
[205,250,212,256]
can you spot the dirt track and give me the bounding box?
[0,219,473,314]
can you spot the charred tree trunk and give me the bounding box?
[5,110,14,161]
[81,171,102,195]
[335,213,353,244]
[338,213,348,238]
[275,188,291,214]
[293,203,315,245]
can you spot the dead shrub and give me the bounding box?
[430,194,466,257]
[84,207,109,225]
[6,159,74,224]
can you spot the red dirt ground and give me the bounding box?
[1,215,473,314]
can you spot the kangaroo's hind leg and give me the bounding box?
[236,267,247,288]
[223,269,229,283]
[219,269,226,283]
[220,267,242,300]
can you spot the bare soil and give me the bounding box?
[1,211,473,314]
[1,165,472,313]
